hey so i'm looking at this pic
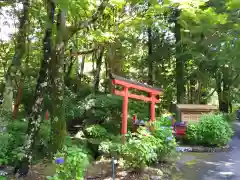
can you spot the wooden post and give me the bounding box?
[122,87,129,136]
[132,114,137,132]
[150,93,155,121]
[45,110,49,120]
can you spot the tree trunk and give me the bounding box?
[92,51,96,74]
[174,9,185,103]
[27,0,55,131]
[147,26,153,86]
[76,55,85,92]
[14,1,54,176]
[49,9,66,154]
[147,25,153,118]
[220,67,230,113]
[3,0,29,113]
[12,80,24,119]
[79,55,85,83]
[65,50,75,87]
[104,56,108,93]
[106,44,115,92]
[94,47,104,92]
[216,71,226,112]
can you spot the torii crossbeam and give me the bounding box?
[110,73,163,136]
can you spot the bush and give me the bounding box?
[223,112,236,122]
[121,133,159,169]
[98,139,122,157]
[151,125,176,160]
[185,113,234,147]
[84,125,120,158]
[47,145,90,180]
[99,125,177,170]
[185,123,199,145]
[84,124,108,139]
[65,93,150,134]
[0,133,13,165]
[155,114,173,127]
[0,120,50,165]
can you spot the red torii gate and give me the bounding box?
[110,73,163,136]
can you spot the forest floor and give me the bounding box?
[2,158,171,180]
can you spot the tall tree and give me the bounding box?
[14,0,55,176]
[174,8,185,103]
[49,8,67,153]
[3,0,29,112]
[94,46,104,92]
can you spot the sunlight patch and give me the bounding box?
[219,171,234,176]
[204,161,220,166]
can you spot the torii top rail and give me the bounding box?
[110,73,163,136]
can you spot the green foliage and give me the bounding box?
[20,81,36,115]
[185,123,199,144]
[0,133,13,165]
[185,113,234,147]
[64,88,86,122]
[227,0,240,9]
[98,139,122,157]
[0,120,50,165]
[84,124,121,158]
[65,93,149,136]
[65,94,122,126]
[99,126,176,170]
[154,115,173,127]
[82,94,122,122]
[223,112,236,122]
[47,145,89,180]
[121,133,159,169]
[152,126,176,160]
[84,124,108,139]
[2,0,240,172]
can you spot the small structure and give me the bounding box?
[110,73,163,136]
[171,104,218,123]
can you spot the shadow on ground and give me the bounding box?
[171,122,240,180]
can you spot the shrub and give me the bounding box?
[84,124,108,139]
[0,120,50,165]
[223,112,236,122]
[151,125,176,160]
[0,133,13,165]
[98,139,122,157]
[99,126,177,170]
[121,134,159,169]
[84,124,120,158]
[185,123,200,145]
[65,93,149,133]
[47,145,90,180]
[186,113,234,147]
[155,114,173,127]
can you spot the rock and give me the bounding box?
[150,175,162,180]
[176,146,193,152]
[118,170,128,176]
[74,130,84,139]
[142,174,150,180]
[144,167,163,176]
[0,170,8,176]
[176,145,230,153]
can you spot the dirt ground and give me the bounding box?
[2,158,170,180]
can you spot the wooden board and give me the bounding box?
[181,112,202,123]
[176,104,218,112]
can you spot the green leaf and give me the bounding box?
[56,0,69,10]
[109,0,125,8]
[227,0,240,9]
